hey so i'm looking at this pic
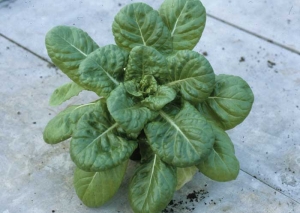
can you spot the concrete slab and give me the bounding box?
[201,0,300,52]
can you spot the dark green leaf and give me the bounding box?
[43,102,98,144]
[129,155,176,213]
[70,100,137,172]
[124,80,143,97]
[176,166,198,190]
[125,46,169,83]
[159,0,206,51]
[113,3,172,54]
[145,102,214,167]
[49,82,84,106]
[78,45,128,97]
[197,125,240,182]
[166,50,215,104]
[141,86,177,110]
[107,84,158,134]
[198,74,254,130]
[74,161,128,207]
[45,26,99,81]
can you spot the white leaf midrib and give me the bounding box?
[171,1,188,37]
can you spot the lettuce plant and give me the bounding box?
[43,0,254,212]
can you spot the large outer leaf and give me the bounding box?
[74,161,128,207]
[125,46,168,83]
[78,45,128,97]
[112,3,172,54]
[129,155,176,213]
[70,100,137,172]
[45,26,99,81]
[176,166,198,190]
[43,102,97,144]
[197,126,240,182]
[166,50,215,104]
[159,0,206,51]
[141,86,177,111]
[107,84,157,134]
[198,74,254,130]
[145,102,214,167]
[49,82,84,106]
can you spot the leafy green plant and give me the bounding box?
[43,0,254,212]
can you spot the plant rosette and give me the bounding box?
[43,0,254,212]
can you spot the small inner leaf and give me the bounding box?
[107,84,158,134]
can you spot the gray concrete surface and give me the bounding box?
[0,0,300,212]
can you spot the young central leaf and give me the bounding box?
[145,102,215,167]
[107,84,158,134]
[74,161,128,207]
[45,26,99,82]
[78,45,128,97]
[112,3,172,54]
[125,46,169,83]
[129,155,176,213]
[166,50,215,104]
[70,101,137,172]
[159,0,206,51]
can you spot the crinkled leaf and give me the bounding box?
[125,46,169,83]
[70,101,137,172]
[166,50,215,104]
[112,3,172,54]
[45,25,99,81]
[159,0,206,51]
[198,74,254,130]
[74,160,128,207]
[197,125,240,182]
[142,86,177,111]
[43,102,98,144]
[145,102,214,167]
[129,155,176,213]
[176,166,198,190]
[78,45,128,97]
[124,80,143,97]
[107,84,158,134]
[49,82,84,106]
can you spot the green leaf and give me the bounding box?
[198,74,254,130]
[112,3,172,54]
[125,46,169,83]
[70,100,137,172]
[197,125,240,182]
[78,45,128,97]
[43,102,98,144]
[145,101,214,167]
[176,166,198,190]
[166,50,215,104]
[74,160,128,207]
[142,86,177,111]
[124,80,143,97]
[107,84,158,134]
[45,26,99,81]
[129,155,176,213]
[159,0,206,51]
[49,82,84,106]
